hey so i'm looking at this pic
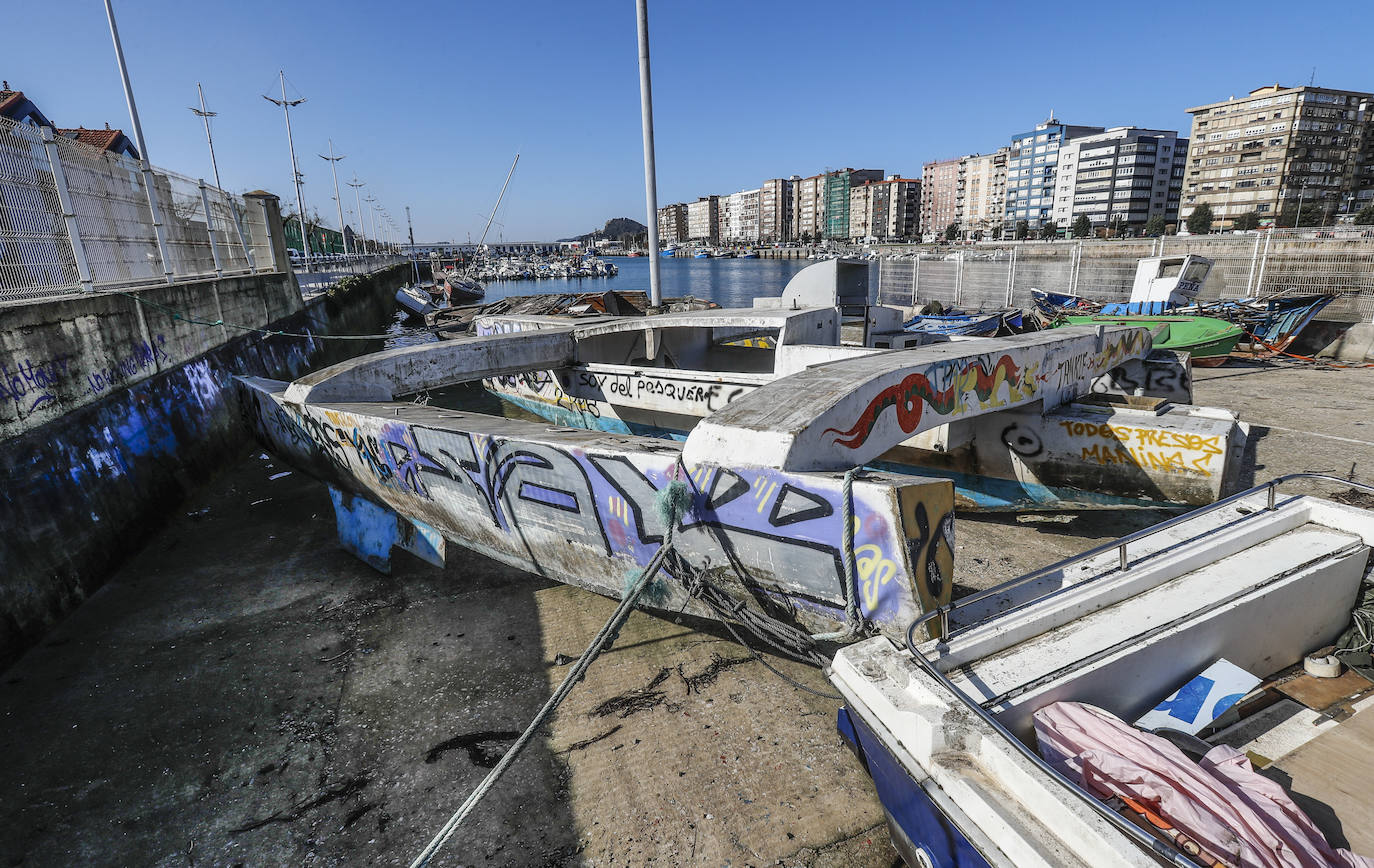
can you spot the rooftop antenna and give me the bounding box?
[1310,67,1316,86]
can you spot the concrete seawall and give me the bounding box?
[0,265,407,665]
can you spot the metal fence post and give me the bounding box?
[1005,247,1016,307]
[1254,229,1272,296]
[136,164,175,283]
[955,256,964,307]
[198,180,224,278]
[40,126,95,293]
[228,198,256,271]
[1069,242,1080,295]
[1244,232,1261,295]
[913,256,920,305]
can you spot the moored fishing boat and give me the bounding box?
[902,311,1003,337]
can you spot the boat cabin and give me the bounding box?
[1130,253,1214,307]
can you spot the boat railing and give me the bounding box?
[895,472,1374,868]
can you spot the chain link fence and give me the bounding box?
[876,231,1374,321]
[0,113,277,304]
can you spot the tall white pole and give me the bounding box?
[636,0,662,307]
[191,83,222,191]
[104,0,174,282]
[265,71,309,269]
[365,195,379,252]
[348,177,365,253]
[320,139,348,254]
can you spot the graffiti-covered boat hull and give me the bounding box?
[237,376,956,643]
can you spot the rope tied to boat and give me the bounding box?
[409,480,691,868]
[809,468,863,642]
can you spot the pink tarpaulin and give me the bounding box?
[1032,701,1372,868]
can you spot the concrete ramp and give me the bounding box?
[683,326,1152,472]
[283,327,576,405]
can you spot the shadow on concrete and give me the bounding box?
[0,449,579,867]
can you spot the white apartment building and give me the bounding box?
[759,177,796,242]
[1050,128,1187,232]
[959,148,1009,239]
[726,189,761,242]
[685,196,719,243]
[793,174,826,240]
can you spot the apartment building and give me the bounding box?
[920,157,962,239]
[793,174,826,241]
[726,188,761,242]
[1051,128,1187,232]
[823,168,884,240]
[685,196,720,243]
[849,177,921,241]
[656,202,688,244]
[1181,84,1374,229]
[1003,117,1106,232]
[959,148,1010,239]
[759,177,796,243]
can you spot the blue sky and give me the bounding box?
[7,0,1367,241]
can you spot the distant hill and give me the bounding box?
[560,217,647,243]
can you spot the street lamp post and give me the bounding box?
[189,83,222,191]
[104,0,174,282]
[264,71,309,270]
[319,139,348,255]
[364,195,379,253]
[347,177,365,254]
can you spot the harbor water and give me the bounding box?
[385,256,821,348]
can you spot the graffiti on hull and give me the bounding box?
[241,382,953,634]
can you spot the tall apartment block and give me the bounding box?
[1051,128,1187,232]
[849,177,921,241]
[920,157,962,239]
[957,148,1010,239]
[1003,117,1106,232]
[726,188,761,242]
[823,168,884,240]
[759,177,796,243]
[656,202,688,244]
[686,196,720,243]
[1181,84,1374,229]
[793,174,826,240]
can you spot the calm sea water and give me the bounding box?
[384,256,820,348]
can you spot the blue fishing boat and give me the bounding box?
[902,310,1003,336]
[693,249,712,258]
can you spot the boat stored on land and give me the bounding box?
[902,311,1004,337]
[1057,315,1245,367]
[832,473,1374,868]
[481,261,1248,511]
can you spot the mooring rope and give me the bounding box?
[809,468,862,642]
[409,481,692,868]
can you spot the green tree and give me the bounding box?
[1355,205,1374,225]
[944,222,960,241]
[1233,211,1261,231]
[1015,220,1030,240]
[1186,203,1214,235]
[1038,220,1060,241]
[1071,214,1091,238]
[1281,204,1323,228]
[1144,215,1167,236]
[1109,215,1127,237]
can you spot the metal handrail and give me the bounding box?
[910,472,1374,644]
[897,472,1374,867]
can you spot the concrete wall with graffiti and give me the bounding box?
[0,267,407,666]
[0,274,303,440]
[240,379,956,643]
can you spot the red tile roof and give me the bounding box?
[57,127,124,151]
[0,90,23,116]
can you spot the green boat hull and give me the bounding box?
[1058,315,1244,363]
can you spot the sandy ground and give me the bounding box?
[2,359,1372,867]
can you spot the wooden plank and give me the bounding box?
[1273,705,1374,854]
[1275,670,1374,712]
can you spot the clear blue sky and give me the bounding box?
[6,0,1366,241]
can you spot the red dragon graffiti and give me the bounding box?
[823,355,1027,450]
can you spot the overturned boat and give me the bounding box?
[478,260,1248,511]
[831,474,1374,866]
